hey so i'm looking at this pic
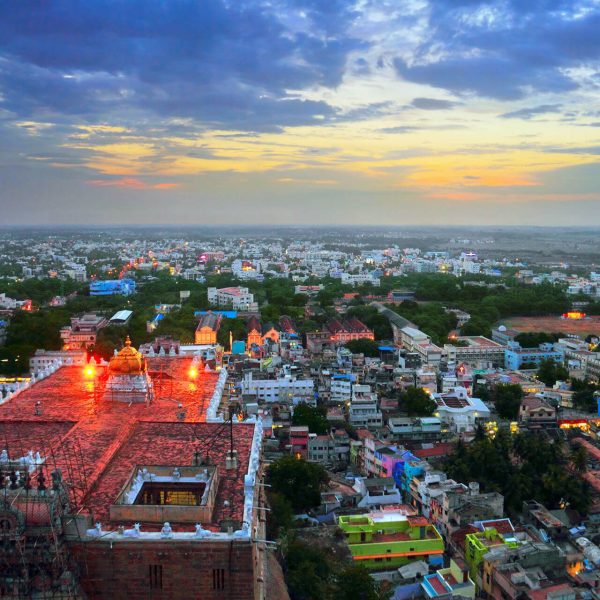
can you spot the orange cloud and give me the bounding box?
[87,178,180,190]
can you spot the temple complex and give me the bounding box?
[0,340,266,599]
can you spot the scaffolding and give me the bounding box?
[0,430,85,599]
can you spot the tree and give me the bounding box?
[345,339,380,357]
[284,539,332,600]
[493,383,524,420]
[397,386,437,416]
[266,456,329,512]
[266,492,294,539]
[445,431,591,514]
[333,564,392,600]
[537,358,569,387]
[572,446,588,473]
[292,403,329,435]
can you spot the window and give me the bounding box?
[149,565,163,590]
[212,568,225,591]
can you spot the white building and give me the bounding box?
[349,384,382,429]
[207,287,258,311]
[29,349,88,373]
[241,371,314,404]
[432,387,490,434]
[444,336,505,368]
[340,272,381,287]
[330,377,353,402]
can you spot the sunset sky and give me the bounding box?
[1,0,600,226]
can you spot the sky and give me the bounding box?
[1,0,600,227]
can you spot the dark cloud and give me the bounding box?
[394,1,600,100]
[410,97,459,110]
[0,0,363,130]
[500,104,563,119]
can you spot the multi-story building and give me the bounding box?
[60,313,108,349]
[349,384,382,429]
[338,509,444,571]
[29,349,88,373]
[330,375,354,402]
[325,318,375,343]
[290,426,309,459]
[340,272,381,287]
[431,482,504,538]
[241,371,314,403]
[307,429,351,466]
[444,336,505,368]
[207,287,257,311]
[388,417,442,443]
[492,326,520,345]
[421,558,476,599]
[505,342,564,370]
[481,541,567,600]
[464,521,521,579]
[518,396,557,429]
[89,278,136,296]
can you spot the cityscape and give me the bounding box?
[2,1,600,600]
[1,226,600,599]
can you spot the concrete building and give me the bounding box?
[444,336,505,368]
[195,311,222,345]
[505,343,564,370]
[325,317,375,343]
[89,278,136,296]
[421,558,476,599]
[349,384,383,429]
[29,349,88,372]
[241,371,314,403]
[307,429,351,466]
[432,387,491,434]
[208,287,257,311]
[60,313,108,350]
[388,417,442,443]
[518,396,557,430]
[338,509,444,571]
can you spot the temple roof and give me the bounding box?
[109,336,145,375]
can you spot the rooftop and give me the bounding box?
[0,362,257,530]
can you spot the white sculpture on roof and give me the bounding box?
[161,522,173,538]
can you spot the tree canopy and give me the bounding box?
[445,431,591,514]
[344,338,380,357]
[292,403,329,435]
[266,455,329,513]
[397,386,437,416]
[536,358,569,387]
[492,383,524,420]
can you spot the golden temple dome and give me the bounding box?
[109,336,145,375]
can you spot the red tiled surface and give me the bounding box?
[407,515,430,527]
[0,363,256,529]
[429,576,448,596]
[87,421,255,528]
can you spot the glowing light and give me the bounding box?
[562,311,586,319]
[84,365,96,379]
[189,367,198,380]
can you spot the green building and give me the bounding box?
[465,527,521,578]
[338,510,444,571]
